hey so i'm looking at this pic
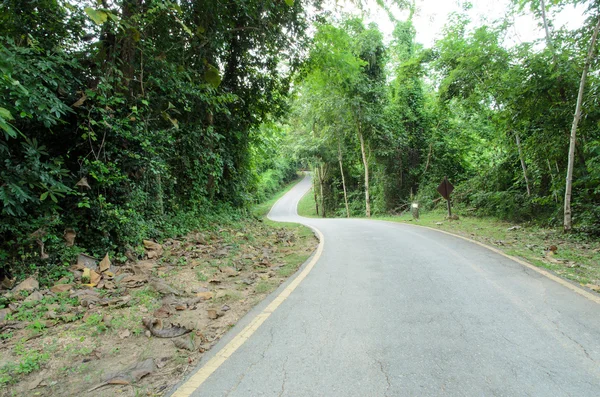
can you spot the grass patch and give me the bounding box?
[214,291,242,304]
[297,187,319,218]
[254,280,278,294]
[0,342,51,385]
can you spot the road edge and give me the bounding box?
[170,176,325,397]
[383,220,600,305]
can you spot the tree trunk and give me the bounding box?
[540,0,558,66]
[564,16,600,232]
[338,139,350,218]
[423,142,433,175]
[313,167,319,216]
[515,132,531,196]
[318,164,327,218]
[547,159,558,203]
[358,127,371,218]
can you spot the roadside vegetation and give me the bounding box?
[0,180,317,396]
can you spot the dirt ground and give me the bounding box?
[0,219,318,396]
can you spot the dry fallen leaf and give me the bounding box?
[150,280,181,296]
[90,269,101,286]
[196,291,213,300]
[154,304,175,318]
[99,253,111,273]
[119,275,148,288]
[63,229,76,247]
[173,335,195,351]
[142,317,191,338]
[50,284,72,293]
[13,276,39,292]
[71,94,87,108]
[82,268,91,284]
[87,359,156,392]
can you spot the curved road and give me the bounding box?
[172,175,600,396]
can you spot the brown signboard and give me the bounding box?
[437,177,454,201]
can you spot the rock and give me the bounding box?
[191,286,209,294]
[50,284,72,293]
[23,291,44,303]
[119,329,131,339]
[14,276,39,292]
[507,226,522,231]
[221,304,230,312]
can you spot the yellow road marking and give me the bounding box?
[171,226,324,397]
[390,221,600,305]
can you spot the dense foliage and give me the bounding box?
[0,0,309,279]
[288,0,600,236]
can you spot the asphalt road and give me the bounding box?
[174,174,600,396]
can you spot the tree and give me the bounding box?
[564,14,600,231]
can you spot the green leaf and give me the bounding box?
[40,192,48,201]
[84,7,108,25]
[204,64,222,88]
[50,193,58,203]
[0,117,18,139]
[0,107,14,120]
[285,0,294,6]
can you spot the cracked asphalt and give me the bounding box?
[177,175,600,396]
